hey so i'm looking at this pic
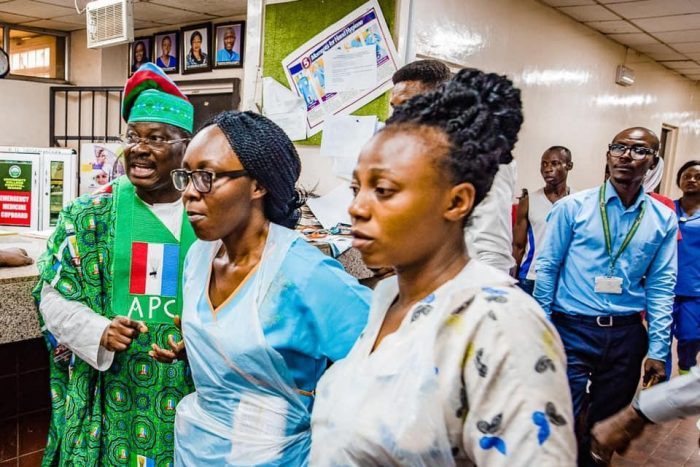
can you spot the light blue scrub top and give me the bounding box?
[175,227,370,466]
[192,237,371,408]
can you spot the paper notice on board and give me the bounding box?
[306,182,353,229]
[320,115,377,159]
[262,77,307,141]
[320,115,378,180]
[325,46,378,92]
[281,0,400,136]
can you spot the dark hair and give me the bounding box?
[200,111,303,228]
[133,41,148,62]
[392,59,452,88]
[546,145,572,163]
[190,31,203,45]
[677,159,700,187]
[386,68,523,210]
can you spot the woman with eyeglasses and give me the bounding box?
[673,160,700,374]
[151,110,370,465]
[310,69,576,465]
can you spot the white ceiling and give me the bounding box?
[540,0,700,80]
[0,0,247,32]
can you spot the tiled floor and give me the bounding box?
[611,414,699,466]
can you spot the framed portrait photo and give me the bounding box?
[153,31,179,74]
[129,36,153,76]
[213,21,245,69]
[181,23,212,74]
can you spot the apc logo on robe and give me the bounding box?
[129,242,180,297]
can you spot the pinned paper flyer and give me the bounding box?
[262,77,307,141]
[320,115,378,179]
[306,182,353,229]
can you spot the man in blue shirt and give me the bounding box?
[534,127,677,466]
[216,28,240,65]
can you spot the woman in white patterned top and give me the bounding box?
[310,68,577,466]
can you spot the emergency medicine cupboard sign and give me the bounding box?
[0,160,32,227]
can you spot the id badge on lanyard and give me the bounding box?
[595,184,645,295]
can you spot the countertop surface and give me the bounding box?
[0,233,47,345]
[0,233,45,282]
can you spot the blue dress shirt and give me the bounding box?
[216,48,240,63]
[534,180,678,360]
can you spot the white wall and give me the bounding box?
[296,0,700,198]
[0,79,51,147]
[410,0,700,199]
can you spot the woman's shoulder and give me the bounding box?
[438,261,551,336]
[281,238,368,297]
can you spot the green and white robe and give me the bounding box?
[33,176,196,467]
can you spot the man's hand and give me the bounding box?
[150,315,186,364]
[0,248,33,267]
[643,358,666,388]
[100,316,148,352]
[591,405,648,464]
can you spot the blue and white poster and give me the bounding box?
[281,0,399,136]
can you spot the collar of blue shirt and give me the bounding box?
[604,179,646,212]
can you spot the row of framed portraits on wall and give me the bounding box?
[129,21,245,76]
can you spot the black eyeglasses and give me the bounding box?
[608,143,656,160]
[120,132,190,149]
[171,169,249,193]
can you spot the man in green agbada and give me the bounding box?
[33,63,196,466]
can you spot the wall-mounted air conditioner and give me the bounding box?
[86,0,134,49]
[615,65,635,87]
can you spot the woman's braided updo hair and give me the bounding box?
[386,68,523,209]
[201,111,303,228]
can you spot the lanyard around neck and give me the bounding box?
[598,184,646,275]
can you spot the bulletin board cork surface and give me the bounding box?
[263,0,397,145]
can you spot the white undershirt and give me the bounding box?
[39,197,185,371]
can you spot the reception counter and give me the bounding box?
[0,234,46,345]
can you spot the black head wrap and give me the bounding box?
[203,111,303,228]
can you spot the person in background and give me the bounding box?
[590,353,700,465]
[0,247,32,267]
[32,63,196,466]
[391,60,518,274]
[156,35,177,69]
[389,59,451,109]
[534,127,677,466]
[311,68,576,466]
[512,146,573,295]
[216,28,240,64]
[672,160,700,375]
[151,111,370,465]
